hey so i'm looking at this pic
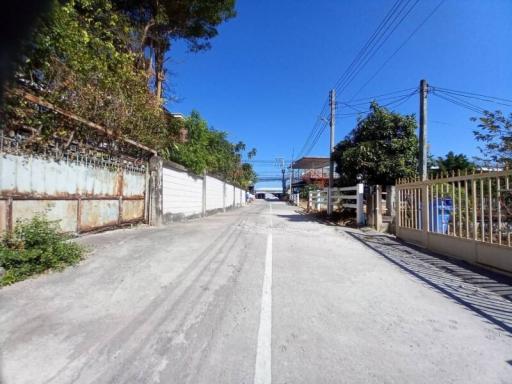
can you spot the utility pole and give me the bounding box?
[276,157,286,195]
[289,148,294,196]
[327,89,336,215]
[281,168,286,195]
[419,79,428,180]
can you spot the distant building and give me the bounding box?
[290,156,338,192]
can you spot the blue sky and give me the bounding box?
[166,0,512,187]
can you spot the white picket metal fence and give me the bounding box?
[396,170,512,273]
[308,184,365,225]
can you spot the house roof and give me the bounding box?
[291,156,329,169]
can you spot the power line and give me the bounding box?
[335,88,418,114]
[297,0,441,160]
[345,87,417,103]
[297,0,415,160]
[336,89,417,108]
[349,0,445,100]
[430,90,486,114]
[332,0,405,93]
[336,0,421,96]
[296,97,330,159]
[430,86,512,107]
[303,119,329,157]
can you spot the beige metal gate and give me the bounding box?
[396,170,512,273]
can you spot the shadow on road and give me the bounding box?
[276,211,340,226]
[347,230,512,335]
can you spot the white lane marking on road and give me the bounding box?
[254,203,273,384]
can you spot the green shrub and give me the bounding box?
[0,215,84,286]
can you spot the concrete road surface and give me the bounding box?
[1,201,512,383]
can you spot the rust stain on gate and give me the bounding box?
[0,153,147,233]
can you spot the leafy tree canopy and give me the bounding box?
[162,111,256,187]
[472,110,512,167]
[431,151,476,175]
[332,102,418,186]
[8,0,167,149]
[114,0,236,99]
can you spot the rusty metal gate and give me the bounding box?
[0,135,148,233]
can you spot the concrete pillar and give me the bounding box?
[148,155,163,226]
[356,183,365,226]
[386,185,396,218]
[223,182,226,212]
[421,184,429,246]
[202,171,207,217]
[375,185,383,231]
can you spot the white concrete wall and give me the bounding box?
[161,163,246,221]
[226,185,234,208]
[234,187,241,206]
[205,176,224,211]
[241,189,246,205]
[162,166,203,219]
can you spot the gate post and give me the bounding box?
[148,155,163,226]
[356,183,365,226]
[375,185,383,231]
[421,183,429,246]
[223,182,226,212]
[202,171,207,217]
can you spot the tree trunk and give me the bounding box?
[154,47,165,101]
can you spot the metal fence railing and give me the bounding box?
[396,170,512,247]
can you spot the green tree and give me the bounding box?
[163,110,256,187]
[114,0,236,100]
[433,151,476,174]
[8,0,168,148]
[472,110,512,167]
[247,148,257,159]
[332,102,418,186]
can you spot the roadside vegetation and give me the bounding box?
[331,101,509,187]
[332,102,419,186]
[0,215,84,286]
[1,0,255,187]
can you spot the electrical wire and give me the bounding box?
[303,119,329,157]
[336,0,421,96]
[430,86,512,107]
[297,0,416,160]
[332,0,405,93]
[333,0,414,93]
[431,90,486,114]
[296,97,329,159]
[343,87,417,103]
[349,0,445,100]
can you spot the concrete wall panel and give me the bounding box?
[0,153,145,198]
[205,176,224,211]
[0,200,6,232]
[226,185,234,208]
[122,200,144,221]
[476,243,512,272]
[12,200,78,232]
[80,200,119,231]
[162,166,203,220]
[234,187,241,206]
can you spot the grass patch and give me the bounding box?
[0,214,84,286]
